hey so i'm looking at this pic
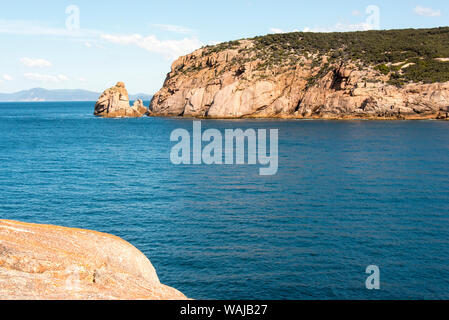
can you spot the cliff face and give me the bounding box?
[0,220,186,300]
[150,29,449,120]
[95,82,148,118]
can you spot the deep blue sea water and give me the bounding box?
[1,102,448,300]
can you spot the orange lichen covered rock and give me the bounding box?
[0,220,187,300]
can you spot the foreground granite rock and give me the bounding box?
[0,220,186,300]
[150,39,449,120]
[94,82,148,118]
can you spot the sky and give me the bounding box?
[0,0,447,94]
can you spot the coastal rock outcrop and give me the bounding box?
[94,82,148,118]
[0,220,187,300]
[150,29,449,120]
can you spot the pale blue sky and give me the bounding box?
[0,0,447,94]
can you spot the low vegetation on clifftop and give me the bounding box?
[202,27,449,85]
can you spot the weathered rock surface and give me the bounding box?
[0,220,187,300]
[150,41,449,120]
[94,82,148,118]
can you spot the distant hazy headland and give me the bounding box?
[0,88,152,102]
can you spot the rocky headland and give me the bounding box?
[94,82,148,118]
[0,220,186,300]
[150,28,449,120]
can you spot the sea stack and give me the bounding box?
[94,82,148,118]
[0,220,187,300]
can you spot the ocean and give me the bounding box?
[0,101,448,299]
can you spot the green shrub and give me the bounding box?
[375,64,390,75]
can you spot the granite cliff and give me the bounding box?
[150,28,449,120]
[0,220,186,300]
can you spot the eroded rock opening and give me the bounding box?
[235,66,246,78]
[330,69,350,91]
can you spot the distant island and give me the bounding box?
[150,27,449,120]
[0,88,152,102]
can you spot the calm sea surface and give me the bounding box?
[1,102,448,299]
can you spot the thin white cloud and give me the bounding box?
[20,57,52,68]
[2,74,13,81]
[414,6,441,17]
[303,5,380,33]
[101,33,203,60]
[269,28,285,34]
[24,73,69,83]
[0,19,101,38]
[0,19,202,60]
[78,77,87,82]
[207,40,221,46]
[79,40,105,49]
[303,22,374,33]
[153,24,195,35]
[269,27,300,34]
